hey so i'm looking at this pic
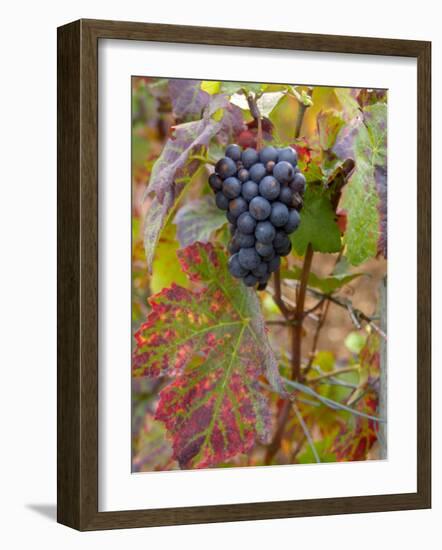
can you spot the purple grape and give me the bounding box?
[229,197,248,218]
[259,176,280,201]
[237,212,257,234]
[225,144,242,162]
[270,201,290,227]
[242,180,259,201]
[277,146,298,166]
[255,221,276,244]
[273,161,294,184]
[284,209,301,233]
[249,196,271,221]
[238,247,261,270]
[215,157,237,179]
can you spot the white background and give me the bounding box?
[0,0,439,548]
[100,40,417,511]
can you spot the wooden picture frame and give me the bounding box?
[57,18,431,531]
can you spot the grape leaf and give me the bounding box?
[143,94,244,270]
[334,88,360,119]
[331,392,379,461]
[297,431,338,464]
[173,195,226,248]
[332,332,381,461]
[359,331,381,384]
[219,82,263,96]
[143,190,184,272]
[282,266,364,293]
[169,79,209,120]
[291,186,341,255]
[344,331,367,354]
[257,92,285,117]
[132,242,280,469]
[357,89,388,108]
[151,224,188,293]
[334,103,387,265]
[375,165,387,258]
[269,94,297,143]
[317,110,345,151]
[201,81,221,95]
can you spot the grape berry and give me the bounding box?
[209,144,304,289]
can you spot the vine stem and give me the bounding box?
[292,243,314,381]
[303,248,342,376]
[257,117,263,151]
[264,244,314,465]
[273,268,291,319]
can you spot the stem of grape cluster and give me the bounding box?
[246,92,263,151]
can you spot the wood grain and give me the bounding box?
[57,19,431,531]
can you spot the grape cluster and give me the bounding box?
[209,144,305,290]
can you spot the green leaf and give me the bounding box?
[317,110,345,151]
[291,187,341,255]
[220,82,262,96]
[173,195,226,248]
[345,331,367,354]
[334,88,360,119]
[334,103,387,265]
[201,81,221,95]
[282,266,364,293]
[133,242,282,469]
[151,224,188,293]
[297,432,338,464]
[269,94,297,143]
[309,351,335,374]
[211,108,224,122]
[257,92,285,117]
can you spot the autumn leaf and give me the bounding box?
[334,103,387,265]
[151,224,189,293]
[173,195,227,248]
[132,242,280,469]
[143,86,244,270]
[331,333,381,461]
[317,110,345,151]
[331,392,379,461]
[169,79,210,120]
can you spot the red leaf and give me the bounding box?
[133,242,280,469]
[331,334,381,461]
[331,393,378,461]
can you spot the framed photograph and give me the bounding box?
[57,19,431,530]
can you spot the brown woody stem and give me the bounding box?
[273,268,291,319]
[265,244,314,465]
[292,244,314,381]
